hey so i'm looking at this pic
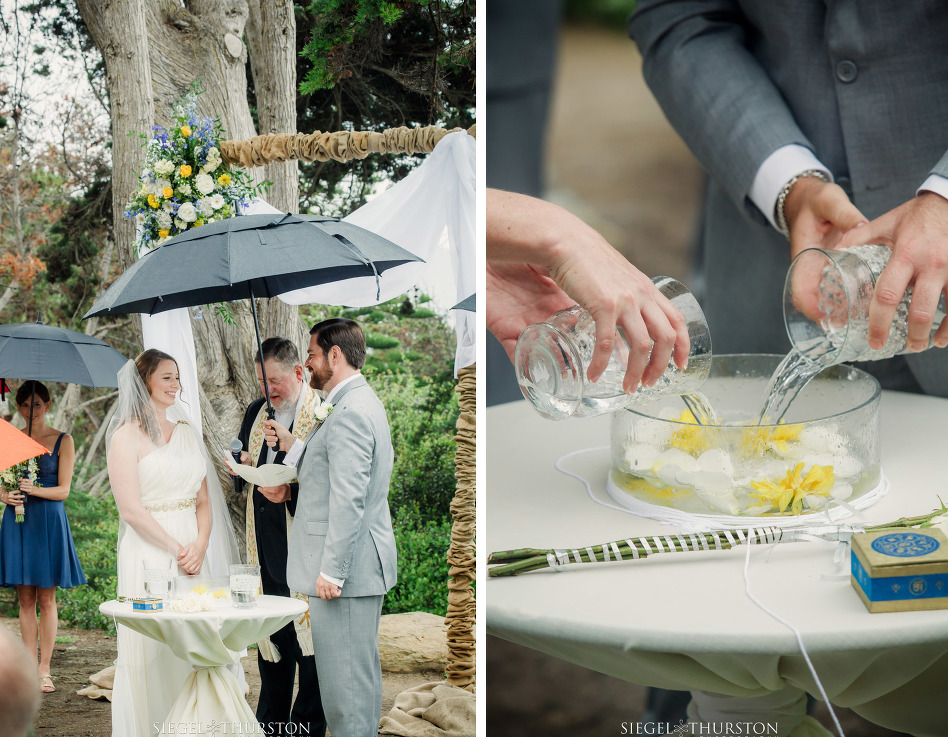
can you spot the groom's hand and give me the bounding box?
[316,574,342,600]
[262,419,294,451]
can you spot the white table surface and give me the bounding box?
[101,594,308,735]
[486,392,948,737]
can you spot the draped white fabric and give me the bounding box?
[143,129,476,381]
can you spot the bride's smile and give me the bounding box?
[147,359,180,409]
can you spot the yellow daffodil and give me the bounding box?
[162,187,173,199]
[750,462,835,515]
[158,229,169,239]
[181,125,191,137]
[217,173,231,186]
[147,194,160,209]
[668,409,712,455]
[767,423,803,455]
[179,164,192,178]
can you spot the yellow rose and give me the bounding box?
[162,187,173,199]
[181,125,191,137]
[179,164,192,178]
[147,194,160,209]
[158,229,170,239]
[217,173,231,186]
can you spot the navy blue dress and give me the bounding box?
[0,433,86,589]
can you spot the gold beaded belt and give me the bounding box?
[144,497,197,513]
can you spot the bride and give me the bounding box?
[106,349,239,735]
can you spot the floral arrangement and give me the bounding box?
[315,402,334,422]
[0,458,38,522]
[124,86,261,251]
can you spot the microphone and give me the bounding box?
[230,439,243,494]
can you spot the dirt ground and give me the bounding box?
[486,24,905,737]
[17,617,443,736]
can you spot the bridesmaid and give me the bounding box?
[0,381,86,693]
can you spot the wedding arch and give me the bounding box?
[143,123,477,693]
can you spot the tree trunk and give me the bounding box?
[76,0,305,547]
[75,0,154,276]
[246,0,299,213]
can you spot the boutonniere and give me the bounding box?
[315,403,334,422]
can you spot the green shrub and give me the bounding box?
[383,510,452,616]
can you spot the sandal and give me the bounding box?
[40,674,55,693]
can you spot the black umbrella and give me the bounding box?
[0,318,129,433]
[451,294,475,312]
[83,212,424,417]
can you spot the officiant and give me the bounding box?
[229,336,326,737]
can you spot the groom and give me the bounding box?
[264,318,397,737]
[231,336,327,737]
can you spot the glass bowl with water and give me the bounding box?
[609,354,881,517]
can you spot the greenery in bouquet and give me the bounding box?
[0,458,39,522]
[124,86,263,251]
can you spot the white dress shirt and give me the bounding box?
[749,144,948,231]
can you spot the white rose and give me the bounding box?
[195,173,215,195]
[315,403,334,422]
[177,202,198,223]
[156,211,172,229]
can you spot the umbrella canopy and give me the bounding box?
[83,212,424,417]
[0,320,129,388]
[0,418,49,472]
[83,213,424,318]
[451,294,475,313]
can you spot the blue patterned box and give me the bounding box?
[851,528,948,613]
[131,597,163,612]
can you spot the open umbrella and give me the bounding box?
[0,319,130,434]
[451,294,475,313]
[0,418,49,471]
[83,212,424,416]
[0,319,129,388]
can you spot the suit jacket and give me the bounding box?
[286,375,397,598]
[629,0,948,396]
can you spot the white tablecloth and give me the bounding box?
[101,595,307,735]
[486,392,948,736]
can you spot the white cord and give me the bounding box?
[741,542,845,737]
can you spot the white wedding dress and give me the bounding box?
[111,421,206,736]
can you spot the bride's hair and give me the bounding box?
[135,349,178,396]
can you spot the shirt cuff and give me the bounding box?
[281,438,305,467]
[918,174,948,202]
[320,572,345,588]
[749,145,833,230]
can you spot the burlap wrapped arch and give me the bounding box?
[221,125,477,691]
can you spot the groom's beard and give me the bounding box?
[309,364,333,392]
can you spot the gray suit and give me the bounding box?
[629,0,948,395]
[287,374,397,737]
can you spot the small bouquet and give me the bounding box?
[124,84,263,251]
[0,458,39,522]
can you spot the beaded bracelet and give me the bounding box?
[775,169,829,238]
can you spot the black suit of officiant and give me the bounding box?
[237,397,326,737]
